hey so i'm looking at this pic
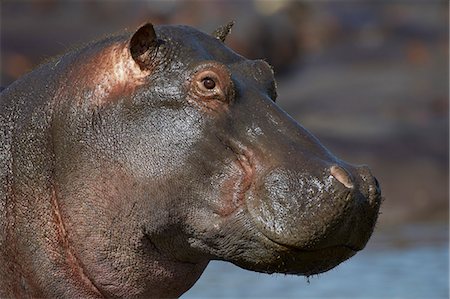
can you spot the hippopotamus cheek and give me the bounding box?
[196,146,249,218]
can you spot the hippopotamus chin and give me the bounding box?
[0,22,381,298]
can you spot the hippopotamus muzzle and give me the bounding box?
[245,163,381,274]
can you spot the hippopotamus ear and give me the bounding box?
[129,22,158,70]
[212,21,234,42]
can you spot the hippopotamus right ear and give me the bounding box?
[212,21,234,42]
[129,23,158,70]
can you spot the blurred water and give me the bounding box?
[183,223,449,299]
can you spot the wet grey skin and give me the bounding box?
[0,23,381,298]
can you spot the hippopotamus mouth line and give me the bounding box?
[256,226,360,268]
[271,239,360,254]
[248,189,365,252]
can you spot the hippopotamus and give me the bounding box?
[0,22,381,298]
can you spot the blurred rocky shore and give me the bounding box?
[1,1,448,228]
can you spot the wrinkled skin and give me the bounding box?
[0,23,381,298]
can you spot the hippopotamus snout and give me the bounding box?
[246,150,381,261]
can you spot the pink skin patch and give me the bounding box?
[65,41,150,107]
[218,148,255,217]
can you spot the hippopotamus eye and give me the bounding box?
[202,77,216,90]
[190,62,234,107]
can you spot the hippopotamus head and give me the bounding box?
[1,22,381,298]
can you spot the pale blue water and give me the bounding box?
[183,224,449,299]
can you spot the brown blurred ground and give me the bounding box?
[1,1,448,228]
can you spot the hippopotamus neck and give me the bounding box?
[52,163,208,297]
[0,63,100,296]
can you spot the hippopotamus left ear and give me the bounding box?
[129,22,158,70]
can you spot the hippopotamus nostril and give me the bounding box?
[330,165,354,189]
[372,177,381,196]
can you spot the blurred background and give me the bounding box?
[1,1,448,298]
